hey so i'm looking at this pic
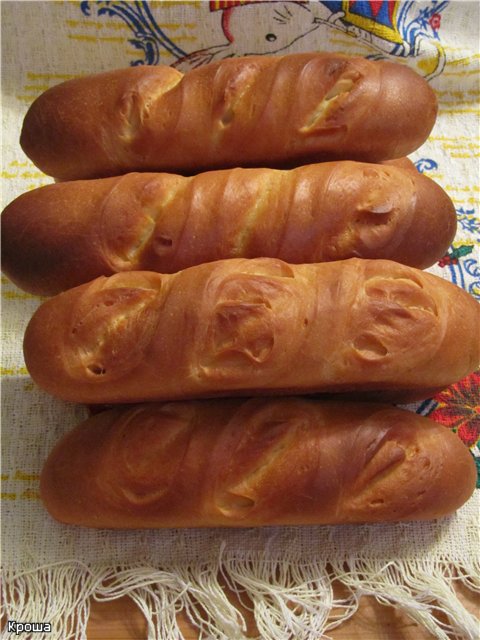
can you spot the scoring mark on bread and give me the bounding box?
[217,492,256,514]
[346,431,407,513]
[353,333,389,360]
[117,71,182,145]
[230,170,283,257]
[198,262,300,378]
[87,364,107,376]
[100,174,190,269]
[365,275,437,315]
[212,399,318,521]
[299,68,360,135]
[212,61,262,138]
[215,417,295,519]
[68,286,160,381]
[121,215,158,263]
[350,273,440,366]
[213,301,275,365]
[105,403,196,507]
[153,235,173,252]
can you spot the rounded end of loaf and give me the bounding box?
[419,427,477,520]
[23,271,166,402]
[405,172,457,269]
[258,56,438,168]
[335,405,478,523]
[39,408,122,527]
[282,58,437,166]
[316,161,455,269]
[1,180,118,295]
[358,260,480,389]
[381,168,456,270]
[20,66,183,180]
[371,61,438,159]
[23,288,74,396]
[19,77,105,181]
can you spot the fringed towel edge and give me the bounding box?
[1,549,479,640]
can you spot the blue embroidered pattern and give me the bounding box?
[81,1,186,65]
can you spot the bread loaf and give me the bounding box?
[40,398,477,528]
[23,258,480,404]
[1,161,456,295]
[20,53,438,180]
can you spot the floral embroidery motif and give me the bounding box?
[426,372,480,444]
[420,372,480,487]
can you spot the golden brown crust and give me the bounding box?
[1,161,455,295]
[20,54,437,180]
[39,398,477,528]
[23,258,479,404]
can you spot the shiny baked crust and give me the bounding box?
[40,398,477,528]
[20,53,437,180]
[1,161,455,295]
[23,257,480,404]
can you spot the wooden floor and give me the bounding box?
[87,580,480,639]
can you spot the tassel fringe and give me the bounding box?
[2,552,479,640]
